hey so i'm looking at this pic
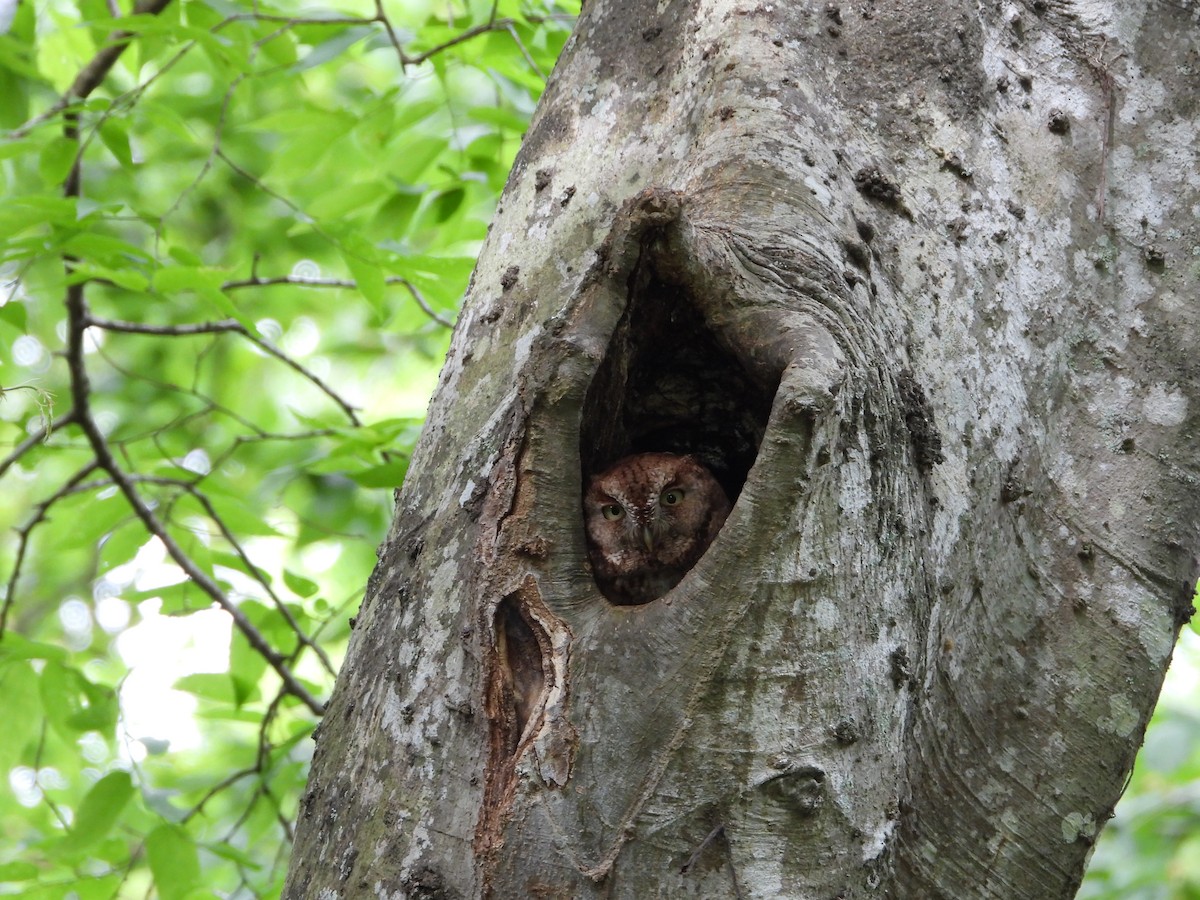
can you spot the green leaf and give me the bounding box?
[431,187,466,223]
[61,232,151,266]
[0,195,77,238]
[386,135,448,182]
[173,672,235,704]
[146,824,201,900]
[0,861,37,883]
[346,460,410,488]
[467,105,531,134]
[229,624,269,708]
[38,136,77,186]
[152,265,241,321]
[338,232,385,311]
[58,771,134,855]
[0,298,27,333]
[65,261,149,292]
[151,265,226,295]
[283,569,320,598]
[40,662,119,737]
[98,118,134,169]
[0,632,68,663]
[206,840,262,868]
[291,26,374,72]
[308,180,387,220]
[0,661,41,776]
[0,28,47,82]
[167,245,204,266]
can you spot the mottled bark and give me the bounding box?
[285,1,1199,897]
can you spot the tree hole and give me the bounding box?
[493,594,546,752]
[580,267,772,603]
[581,273,769,497]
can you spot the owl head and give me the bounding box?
[583,452,731,604]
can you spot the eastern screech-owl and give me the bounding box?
[584,452,731,605]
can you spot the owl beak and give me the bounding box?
[640,525,655,553]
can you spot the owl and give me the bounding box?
[583,452,731,605]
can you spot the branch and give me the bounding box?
[223,275,454,328]
[0,409,77,480]
[1,462,100,638]
[84,314,364,426]
[8,0,176,138]
[409,18,517,66]
[65,289,325,715]
[135,475,337,677]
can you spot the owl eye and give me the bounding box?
[601,503,625,520]
[661,488,684,506]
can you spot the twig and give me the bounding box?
[409,18,516,66]
[1,462,101,638]
[65,289,325,715]
[84,314,364,426]
[374,0,410,70]
[181,766,259,823]
[172,478,336,676]
[0,409,77,480]
[505,22,544,80]
[8,0,176,138]
[393,276,455,328]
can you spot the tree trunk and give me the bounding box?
[284,1,1199,897]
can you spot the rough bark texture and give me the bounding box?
[285,1,1199,897]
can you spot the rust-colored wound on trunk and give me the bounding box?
[476,578,551,861]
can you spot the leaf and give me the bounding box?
[431,187,466,223]
[98,118,133,169]
[0,861,37,883]
[57,771,134,855]
[38,136,77,186]
[338,232,385,312]
[40,662,119,737]
[229,621,269,708]
[283,569,320,598]
[291,26,374,72]
[0,299,27,333]
[0,195,77,238]
[206,841,262,868]
[466,105,531,134]
[308,179,387,220]
[61,232,151,266]
[0,632,68,663]
[146,824,201,900]
[173,673,234,703]
[151,265,225,295]
[346,459,410,488]
[152,265,242,322]
[65,261,149,292]
[385,135,448,182]
[0,661,41,776]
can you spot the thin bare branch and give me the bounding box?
[1,462,100,638]
[7,0,176,138]
[393,277,455,328]
[505,21,545,79]
[84,314,363,426]
[170,478,336,676]
[373,0,412,70]
[409,18,516,66]
[65,288,325,715]
[0,409,77,480]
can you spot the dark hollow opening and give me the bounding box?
[580,268,772,602]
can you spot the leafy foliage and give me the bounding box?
[0,0,574,895]
[0,0,1193,897]
[1081,625,1200,900]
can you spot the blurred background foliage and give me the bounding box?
[0,0,1195,897]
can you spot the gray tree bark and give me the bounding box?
[284,1,1200,897]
